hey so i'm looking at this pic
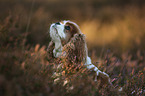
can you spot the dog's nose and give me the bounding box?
[55,22,61,25]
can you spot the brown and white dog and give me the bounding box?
[47,20,110,83]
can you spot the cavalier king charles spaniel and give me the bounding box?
[47,20,111,85]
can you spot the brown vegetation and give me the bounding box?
[0,0,145,96]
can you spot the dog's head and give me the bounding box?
[50,20,81,45]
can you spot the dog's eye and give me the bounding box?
[65,26,70,30]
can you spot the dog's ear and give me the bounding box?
[63,33,87,64]
[73,34,87,63]
[66,22,81,34]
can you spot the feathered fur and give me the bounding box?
[47,20,113,87]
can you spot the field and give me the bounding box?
[0,0,145,96]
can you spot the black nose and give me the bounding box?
[55,22,61,25]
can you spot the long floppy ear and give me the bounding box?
[73,34,87,63]
[64,21,87,63]
[63,33,87,64]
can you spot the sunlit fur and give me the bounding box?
[48,20,89,64]
[47,20,111,84]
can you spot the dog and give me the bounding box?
[47,20,111,85]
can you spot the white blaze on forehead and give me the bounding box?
[62,20,69,25]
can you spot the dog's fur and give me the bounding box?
[47,20,88,65]
[47,20,110,84]
[46,20,126,95]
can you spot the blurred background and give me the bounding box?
[0,1,145,95]
[0,0,145,55]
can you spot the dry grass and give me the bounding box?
[0,13,144,96]
[0,0,145,96]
